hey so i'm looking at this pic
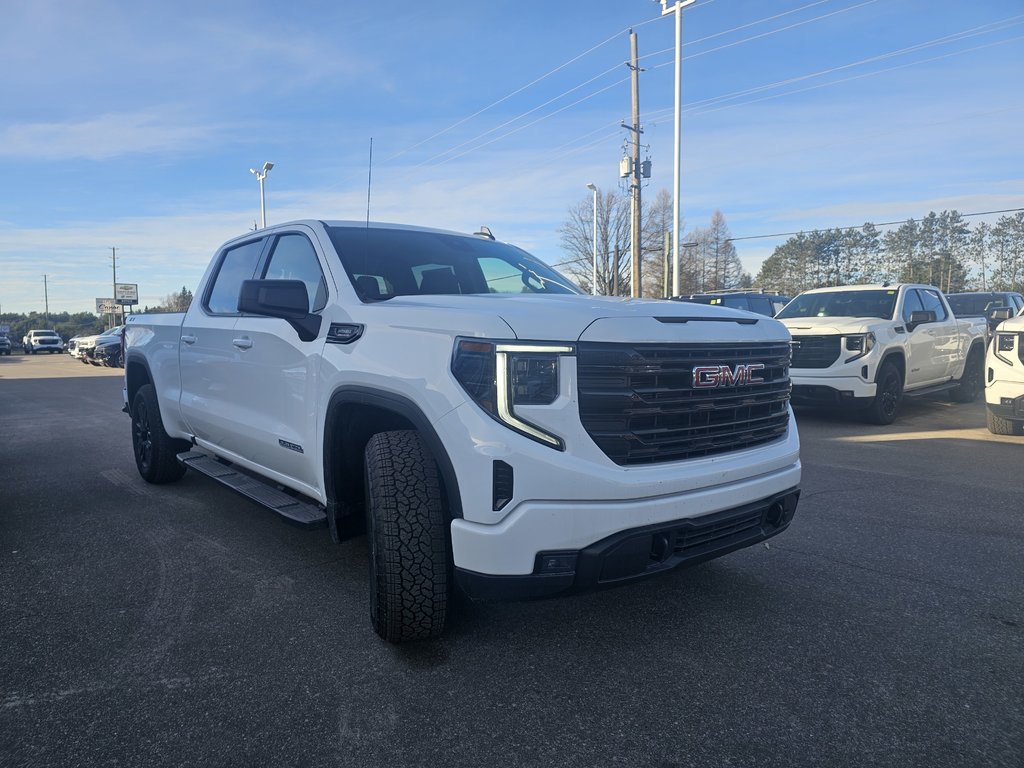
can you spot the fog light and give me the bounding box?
[536,552,577,574]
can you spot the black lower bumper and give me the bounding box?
[455,488,800,601]
[988,396,1024,420]
[791,384,865,407]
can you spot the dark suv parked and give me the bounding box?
[946,291,1024,333]
[672,291,790,317]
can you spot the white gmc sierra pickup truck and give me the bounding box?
[124,220,801,641]
[776,283,987,424]
[986,306,1024,435]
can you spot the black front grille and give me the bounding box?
[672,506,764,555]
[790,335,841,368]
[576,341,791,466]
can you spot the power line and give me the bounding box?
[725,207,1024,244]
[391,0,872,170]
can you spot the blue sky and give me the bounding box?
[1,0,1022,314]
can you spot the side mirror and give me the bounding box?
[989,307,1012,322]
[238,279,322,342]
[907,310,936,331]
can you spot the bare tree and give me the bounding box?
[558,188,632,295]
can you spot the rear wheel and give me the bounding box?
[951,347,984,403]
[131,384,189,484]
[364,430,450,642]
[864,361,903,425]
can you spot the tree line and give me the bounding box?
[0,287,193,345]
[558,187,750,298]
[754,210,1024,296]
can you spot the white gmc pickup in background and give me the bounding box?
[776,283,988,424]
[986,306,1024,435]
[124,220,801,641]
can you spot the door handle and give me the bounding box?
[181,335,197,345]
[232,337,253,350]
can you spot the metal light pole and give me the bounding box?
[249,161,274,228]
[586,183,598,295]
[660,0,696,297]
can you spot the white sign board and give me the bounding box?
[115,283,139,305]
[96,298,118,314]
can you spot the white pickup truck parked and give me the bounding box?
[986,307,1024,435]
[776,284,987,424]
[124,220,801,641]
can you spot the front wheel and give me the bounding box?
[864,361,903,425]
[987,409,1023,436]
[364,430,450,642]
[131,384,189,484]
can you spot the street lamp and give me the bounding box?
[659,0,696,297]
[249,161,274,228]
[586,183,598,296]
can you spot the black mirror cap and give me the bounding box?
[237,279,322,342]
[238,279,309,319]
[907,310,936,330]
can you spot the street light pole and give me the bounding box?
[586,183,598,296]
[249,161,274,228]
[660,0,696,297]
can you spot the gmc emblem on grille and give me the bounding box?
[693,363,766,388]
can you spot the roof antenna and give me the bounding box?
[365,137,373,228]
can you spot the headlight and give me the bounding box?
[994,332,1017,365]
[452,338,573,449]
[844,332,876,363]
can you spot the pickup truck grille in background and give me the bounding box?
[576,342,792,466]
[790,335,841,368]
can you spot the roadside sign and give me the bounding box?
[96,298,118,314]
[115,283,139,305]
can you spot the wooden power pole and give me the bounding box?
[628,30,643,298]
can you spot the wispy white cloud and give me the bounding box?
[0,112,222,161]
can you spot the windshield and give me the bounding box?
[325,226,581,302]
[777,289,898,320]
[99,326,124,337]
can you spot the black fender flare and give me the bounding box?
[123,351,156,416]
[322,386,464,529]
[874,349,906,383]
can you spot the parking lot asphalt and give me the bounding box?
[1,353,1022,768]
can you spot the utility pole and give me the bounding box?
[42,274,49,327]
[627,30,643,298]
[663,231,671,298]
[111,247,118,327]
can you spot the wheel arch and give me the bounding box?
[876,350,905,381]
[322,386,463,541]
[124,352,154,416]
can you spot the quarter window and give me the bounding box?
[262,234,328,312]
[919,288,947,321]
[901,290,925,324]
[206,239,265,314]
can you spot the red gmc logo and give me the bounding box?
[693,363,766,388]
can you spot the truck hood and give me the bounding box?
[376,294,790,344]
[779,316,885,336]
[996,313,1024,333]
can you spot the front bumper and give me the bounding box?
[455,488,800,600]
[791,373,877,403]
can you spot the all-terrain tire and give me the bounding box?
[364,430,449,642]
[864,361,904,425]
[131,384,189,484]
[987,408,1023,436]
[950,346,984,403]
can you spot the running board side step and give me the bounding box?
[177,451,327,529]
[903,381,957,398]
